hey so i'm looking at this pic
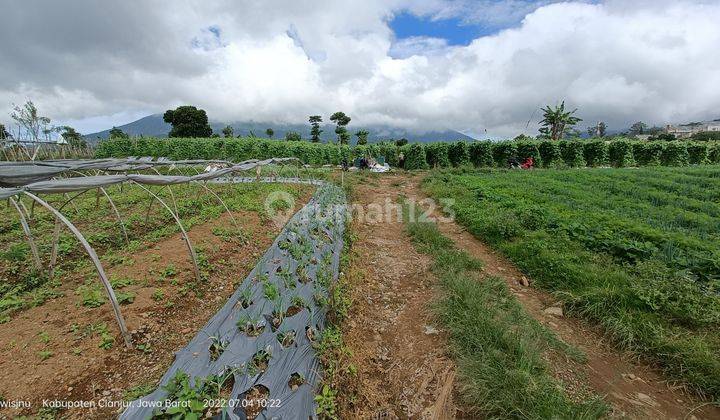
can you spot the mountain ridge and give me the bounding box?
[83,114,476,143]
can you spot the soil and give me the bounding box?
[340,173,459,419]
[339,172,719,420]
[0,189,312,419]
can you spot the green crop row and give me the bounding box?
[423,166,720,397]
[95,137,720,169]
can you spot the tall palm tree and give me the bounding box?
[539,101,582,140]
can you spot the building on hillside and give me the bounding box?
[666,120,720,138]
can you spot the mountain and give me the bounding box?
[83,114,476,144]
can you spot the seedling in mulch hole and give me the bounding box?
[249,348,271,374]
[286,296,305,317]
[288,372,305,391]
[254,272,269,284]
[277,266,295,289]
[317,268,331,289]
[278,238,292,251]
[263,282,279,301]
[208,336,228,361]
[241,384,270,419]
[277,330,296,348]
[314,290,328,307]
[38,331,51,344]
[296,265,310,284]
[270,298,284,331]
[305,325,317,342]
[237,315,265,337]
[237,288,253,309]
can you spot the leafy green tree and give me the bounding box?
[60,126,87,147]
[598,122,607,137]
[355,129,369,145]
[538,102,582,140]
[265,128,274,138]
[285,131,302,141]
[692,131,720,141]
[395,138,408,146]
[629,121,648,136]
[108,126,129,139]
[11,100,52,141]
[587,122,607,138]
[309,115,323,142]
[330,111,351,145]
[163,106,213,138]
[221,125,234,138]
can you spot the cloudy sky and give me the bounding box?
[1,0,719,138]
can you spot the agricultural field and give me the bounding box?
[0,177,313,418]
[423,165,720,397]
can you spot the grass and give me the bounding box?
[402,198,607,419]
[423,166,720,397]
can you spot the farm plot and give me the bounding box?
[0,176,313,418]
[121,183,346,419]
[423,166,720,397]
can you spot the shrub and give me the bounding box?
[687,143,709,165]
[709,143,720,164]
[582,141,609,167]
[538,141,562,168]
[608,140,635,167]
[492,142,518,167]
[516,142,542,166]
[404,143,429,170]
[448,141,470,167]
[633,142,664,166]
[662,142,689,166]
[691,131,720,142]
[559,141,585,167]
[469,141,494,167]
[425,142,451,168]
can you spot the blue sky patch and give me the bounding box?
[389,12,485,47]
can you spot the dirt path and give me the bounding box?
[393,174,719,420]
[340,174,458,419]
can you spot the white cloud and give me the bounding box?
[1,0,720,137]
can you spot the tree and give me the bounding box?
[108,126,129,139]
[0,123,9,139]
[162,106,213,138]
[265,128,274,138]
[330,111,351,145]
[649,133,677,141]
[11,100,52,141]
[60,126,87,148]
[598,122,607,137]
[395,138,408,146]
[538,102,582,140]
[355,129,369,145]
[222,125,234,138]
[309,115,323,142]
[692,131,720,141]
[629,122,648,136]
[285,131,302,141]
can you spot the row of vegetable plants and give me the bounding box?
[94,137,720,169]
